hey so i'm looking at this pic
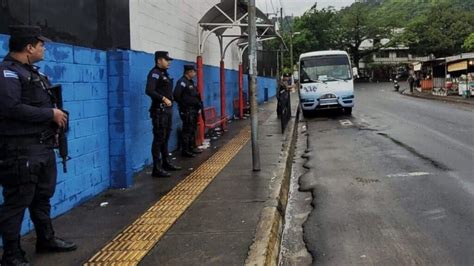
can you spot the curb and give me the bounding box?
[402,91,474,106]
[245,101,300,266]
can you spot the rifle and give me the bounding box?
[198,93,205,122]
[50,85,70,173]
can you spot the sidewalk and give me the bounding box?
[3,94,299,265]
[402,90,474,106]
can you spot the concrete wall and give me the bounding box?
[129,0,241,70]
[108,50,277,187]
[0,33,276,238]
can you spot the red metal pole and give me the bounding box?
[220,60,227,130]
[238,63,244,119]
[196,56,204,146]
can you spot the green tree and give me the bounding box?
[291,7,338,57]
[463,33,474,52]
[333,3,391,68]
[402,2,474,57]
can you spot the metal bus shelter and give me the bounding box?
[196,0,284,144]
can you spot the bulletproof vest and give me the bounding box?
[151,69,174,110]
[178,78,201,109]
[0,60,55,136]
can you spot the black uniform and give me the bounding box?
[277,78,290,118]
[145,66,179,175]
[0,55,58,258]
[0,25,76,266]
[173,76,202,155]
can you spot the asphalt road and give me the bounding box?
[295,82,474,265]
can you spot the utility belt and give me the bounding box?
[150,104,173,118]
[0,131,56,146]
[181,107,199,114]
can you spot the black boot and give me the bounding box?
[163,159,182,171]
[1,255,30,266]
[152,160,171,177]
[181,150,196,157]
[36,237,77,253]
[191,147,202,154]
[2,239,30,266]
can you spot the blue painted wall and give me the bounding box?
[109,50,277,187]
[0,34,277,238]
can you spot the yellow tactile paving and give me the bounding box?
[84,126,250,266]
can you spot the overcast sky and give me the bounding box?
[256,0,356,16]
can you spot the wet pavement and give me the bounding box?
[0,95,301,266]
[290,82,474,265]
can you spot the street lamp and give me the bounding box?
[290,31,301,74]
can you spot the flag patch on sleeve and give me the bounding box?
[3,70,19,79]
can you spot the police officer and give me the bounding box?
[0,25,76,266]
[173,65,203,157]
[277,73,292,117]
[145,51,181,178]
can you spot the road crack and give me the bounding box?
[377,132,451,171]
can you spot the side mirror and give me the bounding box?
[352,67,358,78]
[291,71,298,82]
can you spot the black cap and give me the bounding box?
[283,73,291,78]
[184,64,196,72]
[9,25,51,42]
[154,51,173,61]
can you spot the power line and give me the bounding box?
[269,0,276,14]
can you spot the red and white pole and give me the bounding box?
[238,63,244,119]
[220,60,227,130]
[196,55,204,146]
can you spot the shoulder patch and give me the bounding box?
[152,73,160,79]
[180,81,186,87]
[3,70,19,79]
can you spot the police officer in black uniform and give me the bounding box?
[0,25,77,266]
[173,65,203,157]
[145,51,181,178]
[277,73,292,117]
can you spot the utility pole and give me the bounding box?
[280,7,284,73]
[290,31,294,74]
[248,0,260,171]
[276,49,280,79]
[290,31,300,79]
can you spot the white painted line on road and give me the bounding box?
[339,119,353,126]
[429,214,447,220]
[387,172,430,178]
[422,208,447,220]
[422,208,445,216]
